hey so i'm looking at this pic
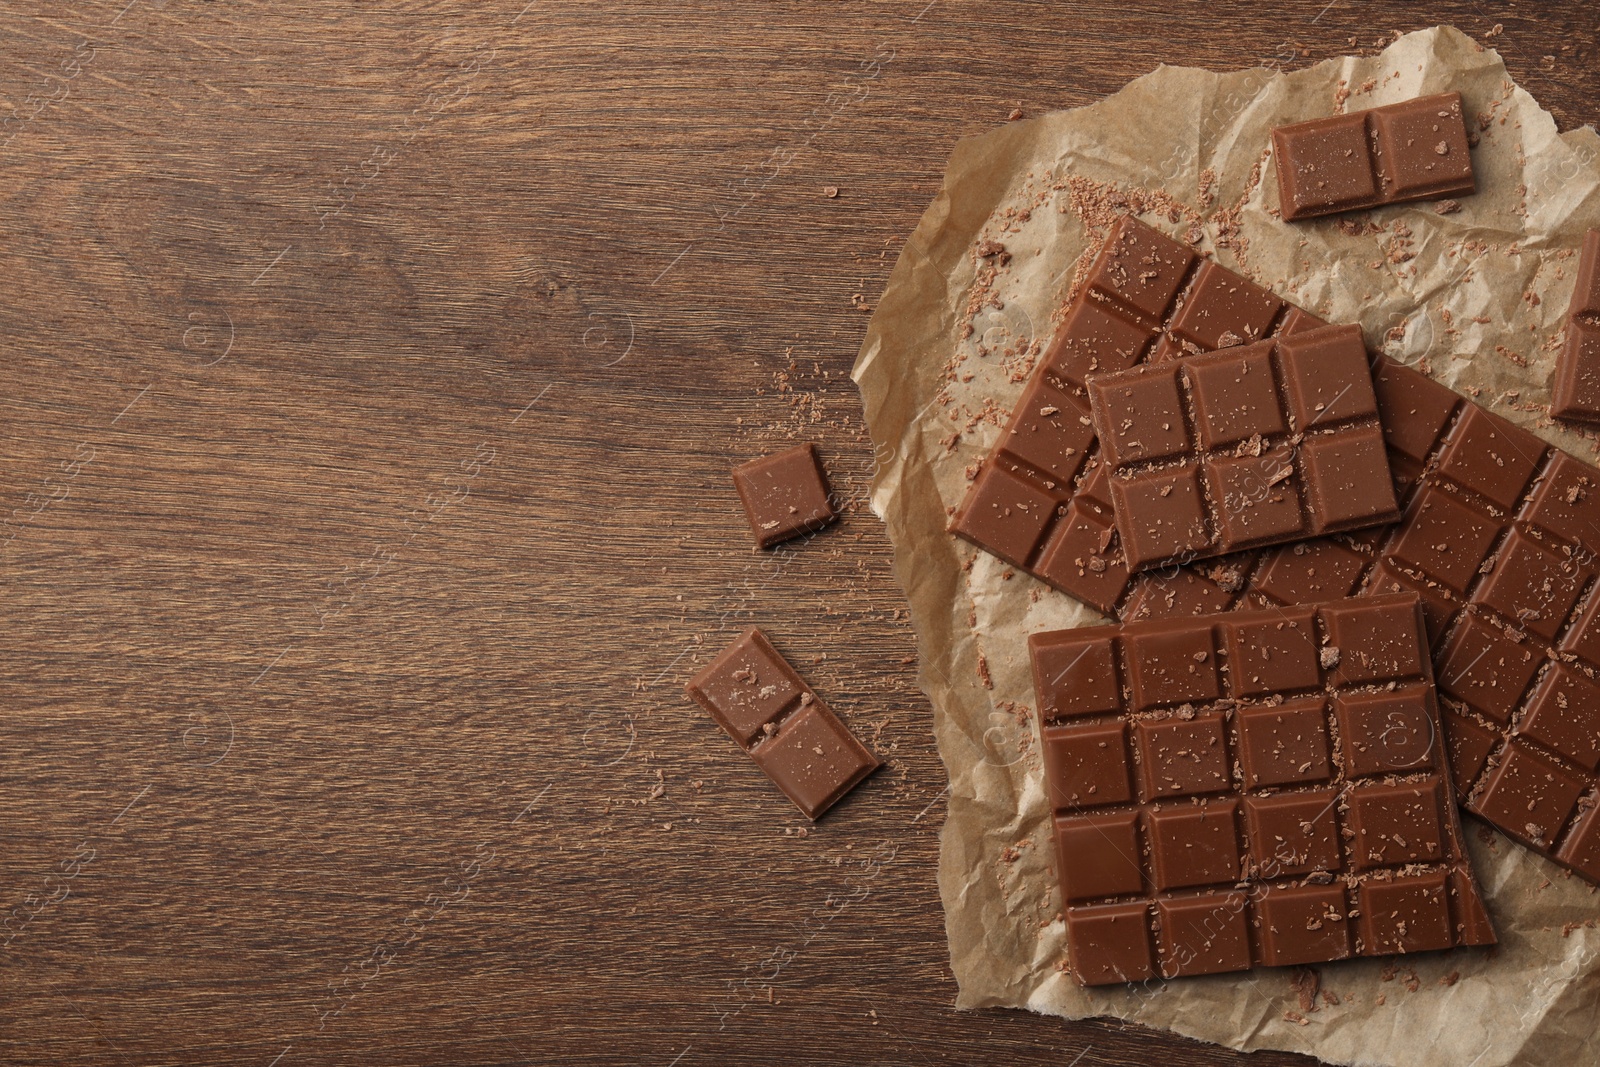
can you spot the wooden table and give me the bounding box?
[2,3,1594,1064]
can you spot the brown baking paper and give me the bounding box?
[853,26,1600,1067]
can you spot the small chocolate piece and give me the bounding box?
[1034,593,1491,986]
[951,215,1326,610]
[732,443,837,549]
[1086,324,1398,571]
[1550,230,1600,423]
[685,628,879,818]
[1272,92,1476,221]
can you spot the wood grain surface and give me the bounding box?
[1,2,1596,1064]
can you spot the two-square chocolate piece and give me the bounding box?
[686,628,879,819]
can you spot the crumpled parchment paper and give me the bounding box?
[853,26,1600,1067]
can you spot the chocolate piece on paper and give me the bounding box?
[1272,92,1476,221]
[685,628,879,819]
[1032,592,1493,986]
[732,443,837,549]
[1550,230,1600,423]
[1085,323,1397,572]
[949,215,1326,613]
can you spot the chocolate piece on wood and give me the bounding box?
[686,628,879,819]
[732,443,836,549]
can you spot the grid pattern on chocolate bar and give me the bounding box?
[1120,358,1600,885]
[1085,323,1398,572]
[1551,230,1600,424]
[1272,92,1475,221]
[685,628,880,820]
[949,214,1325,614]
[1033,593,1492,986]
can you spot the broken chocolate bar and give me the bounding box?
[732,443,837,549]
[1549,229,1600,423]
[685,628,879,819]
[949,215,1327,611]
[1085,323,1398,572]
[1123,357,1600,886]
[1272,91,1476,221]
[1033,592,1493,986]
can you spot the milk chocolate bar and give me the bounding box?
[1123,357,1600,884]
[950,215,1327,611]
[1085,323,1398,572]
[1272,92,1476,221]
[1550,230,1600,423]
[686,628,879,819]
[1033,593,1493,986]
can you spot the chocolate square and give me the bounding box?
[1299,425,1398,532]
[1093,362,1189,466]
[1520,665,1600,772]
[1168,260,1283,349]
[1387,485,1500,593]
[1277,324,1380,428]
[1474,529,1589,640]
[1370,95,1475,198]
[754,704,882,821]
[1322,598,1426,685]
[1126,626,1220,709]
[1032,633,1121,718]
[1433,406,1543,511]
[731,443,836,549]
[1085,220,1196,322]
[1236,700,1332,788]
[1205,449,1307,551]
[1064,903,1155,984]
[999,377,1096,486]
[1271,113,1377,217]
[1552,232,1600,423]
[1436,614,1541,723]
[1055,811,1145,901]
[1043,297,1156,391]
[1135,714,1231,798]
[1041,721,1134,810]
[1256,884,1352,967]
[1244,790,1342,876]
[1358,873,1455,954]
[1146,800,1241,890]
[1110,464,1211,570]
[1156,894,1252,978]
[1247,539,1367,607]
[1334,686,1438,777]
[1471,742,1585,849]
[1225,608,1322,695]
[1034,504,1129,609]
[1348,781,1445,870]
[950,462,1062,567]
[1187,343,1286,447]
